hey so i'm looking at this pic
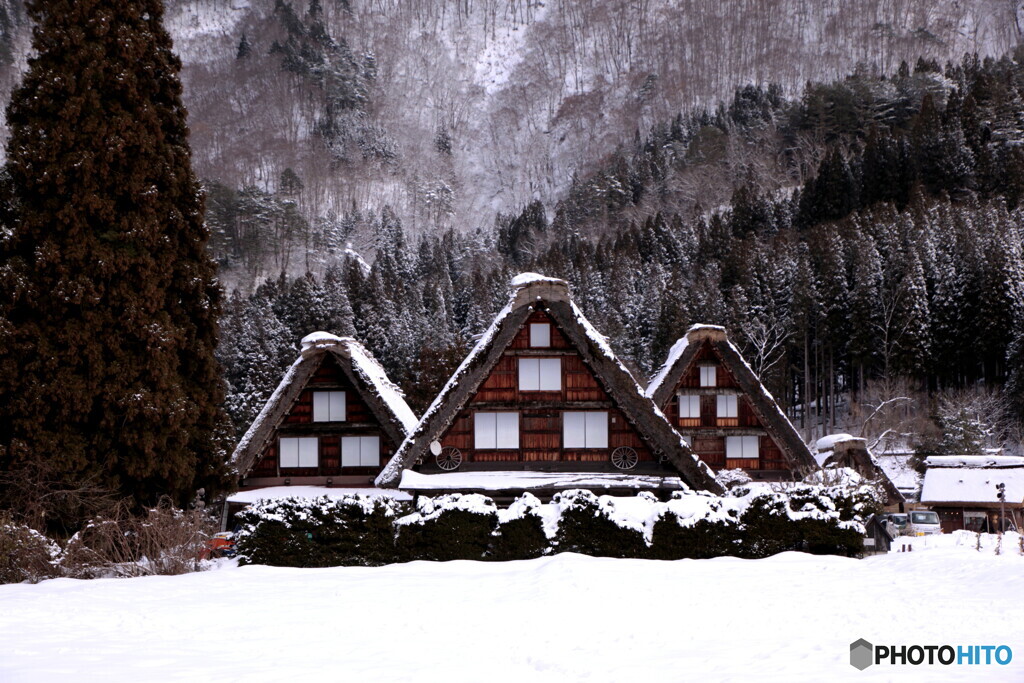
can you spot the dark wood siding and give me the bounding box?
[436,310,657,469]
[244,354,399,483]
[663,339,797,478]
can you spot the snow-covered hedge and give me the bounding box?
[235,494,405,567]
[234,482,874,567]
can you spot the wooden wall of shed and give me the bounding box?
[662,339,794,476]
[246,354,398,482]
[438,309,654,466]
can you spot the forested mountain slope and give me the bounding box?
[1,0,1020,257]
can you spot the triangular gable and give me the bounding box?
[646,324,819,474]
[230,332,417,478]
[376,274,722,493]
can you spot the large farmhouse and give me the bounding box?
[229,332,418,491]
[646,325,818,481]
[376,274,722,498]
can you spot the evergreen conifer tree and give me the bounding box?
[0,0,232,522]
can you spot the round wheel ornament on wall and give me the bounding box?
[611,446,639,470]
[436,446,463,471]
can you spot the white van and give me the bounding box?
[907,510,942,536]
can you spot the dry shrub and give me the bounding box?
[0,512,62,584]
[62,498,216,578]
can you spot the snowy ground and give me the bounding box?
[1,536,1021,682]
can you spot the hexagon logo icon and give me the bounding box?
[850,639,873,670]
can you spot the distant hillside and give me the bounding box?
[1,0,1020,248]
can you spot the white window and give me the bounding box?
[700,365,717,387]
[312,391,346,422]
[678,394,701,418]
[342,436,380,467]
[717,394,738,418]
[726,435,759,459]
[530,323,551,347]
[474,412,520,449]
[519,358,561,391]
[280,436,318,468]
[563,411,609,449]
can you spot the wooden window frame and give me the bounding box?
[725,435,759,460]
[519,357,561,391]
[716,394,738,426]
[529,323,551,347]
[699,365,717,387]
[677,393,701,427]
[563,411,609,449]
[312,390,346,422]
[341,435,380,468]
[474,412,520,449]
[280,436,319,468]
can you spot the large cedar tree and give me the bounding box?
[0,0,232,518]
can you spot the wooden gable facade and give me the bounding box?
[376,275,722,495]
[230,333,417,489]
[437,309,658,469]
[647,325,818,481]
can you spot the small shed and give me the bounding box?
[815,435,905,508]
[919,456,1024,533]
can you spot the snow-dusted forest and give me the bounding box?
[2,0,1023,455]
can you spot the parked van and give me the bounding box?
[907,510,942,536]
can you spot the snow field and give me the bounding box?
[1,542,1021,682]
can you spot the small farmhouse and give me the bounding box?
[920,455,1024,533]
[646,325,818,481]
[229,332,418,491]
[375,274,722,497]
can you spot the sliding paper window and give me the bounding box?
[563,412,609,448]
[280,437,318,468]
[519,358,561,390]
[342,436,380,467]
[312,391,346,422]
[474,412,520,449]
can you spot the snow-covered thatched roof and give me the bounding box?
[646,324,819,474]
[229,333,417,478]
[375,274,721,494]
[921,456,1024,506]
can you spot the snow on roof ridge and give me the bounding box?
[510,272,568,288]
[815,433,859,452]
[685,323,727,338]
[300,331,346,350]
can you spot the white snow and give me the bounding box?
[925,456,1024,469]
[645,334,688,398]
[817,433,857,452]
[2,546,1022,681]
[509,271,566,288]
[346,341,419,434]
[921,467,1024,505]
[228,353,304,471]
[226,486,412,505]
[876,454,923,500]
[398,470,687,493]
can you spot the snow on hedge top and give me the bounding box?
[227,486,412,505]
[398,470,688,492]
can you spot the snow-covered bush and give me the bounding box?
[234,495,405,567]
[491,493,550,561]
[395,494,498,562]
[0,513,62,584]
[551,490,647,558]
[649,493,742,559]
